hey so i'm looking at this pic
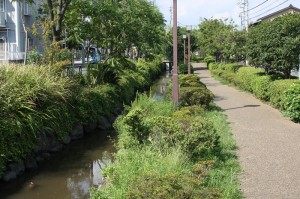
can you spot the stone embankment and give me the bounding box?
[2,115,115,182]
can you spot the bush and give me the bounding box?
[123,108,150,144]
[204,55,215,67]
[268,79,300,110]
[180,87,214,108]
[252,76,272,101]
[283,83,300,122]
[182,118,221,162]
[235,67,263,92]
[179,74,206,88]
[148,116,184,150]
[27,49,42,64]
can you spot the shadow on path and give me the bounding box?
[223,104,260,111]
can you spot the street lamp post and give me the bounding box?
[172,0,179,104]
[186,25,192,74]
[183,35,186,64]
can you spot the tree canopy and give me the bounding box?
[247,13,300,77]
[196,18,246,63]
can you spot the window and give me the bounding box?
[23,0,30,15]
[0,39,5,59]
[0,0,4,12]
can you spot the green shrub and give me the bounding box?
[235,67,263,92]
[179,74,206,88]
[123,108,150,144]
[283,83,300,122]
[148,116,184,150]
[27,49,42,64]
[224,64,243,73]
[204,55,215,67]
[180,87,214,108]
[182,118,220,162]
[252,75,272,101]
[268,79,300,109]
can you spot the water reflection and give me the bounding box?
[151,71,171,100]
[0,132,116,199]
[66,151,113,199]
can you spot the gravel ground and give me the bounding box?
[193,63,300,199]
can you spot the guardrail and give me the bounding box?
[0,51,25,61]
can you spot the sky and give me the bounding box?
[155,0,300,28]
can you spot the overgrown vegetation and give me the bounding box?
[0,57,165,178]
[209,62,300,122]
[90,75,242,198]
[197,14,300,78]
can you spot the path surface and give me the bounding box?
[194,63,300,199]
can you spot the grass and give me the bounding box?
[91,95,243,198]
[204,104,243,199]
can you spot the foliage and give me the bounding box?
[196,19,246,63]
[65,0,166,59]
[126,172,222,199]
[0,65,76,176]
[182,118,220,162]
[247,13,300,77]
[204,55,215,67]
[268,79,300,110]
[27,49,42,64]
[0,55,164,178]
[283,83,300,122]
[209,63,300,122]
[165,27,198,63]
[177,74,214,108]
[91,92,240,198]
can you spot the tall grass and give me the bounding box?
[0,65,76,174]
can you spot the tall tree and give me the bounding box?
[247,13,300,77]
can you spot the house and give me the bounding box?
[0,0,41,64]
[257,4,300,22]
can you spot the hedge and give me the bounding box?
[209,63,300,122]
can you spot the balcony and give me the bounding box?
[0,11,5,27]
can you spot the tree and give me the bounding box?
[65,0,166,59]
[196,18,246,63]
[247,13,300,77]
[165,27,198,63]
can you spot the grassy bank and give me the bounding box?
[91,75,242,199]
[0,57,165,178]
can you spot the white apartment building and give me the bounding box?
[0,0,41,63]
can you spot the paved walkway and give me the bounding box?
[194,63,300,199]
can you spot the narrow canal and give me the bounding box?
[0,71,171,199]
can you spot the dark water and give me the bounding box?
[0,131,116,199]
[0,71,171,199]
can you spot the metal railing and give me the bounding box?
[0,51,25,61]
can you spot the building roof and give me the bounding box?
[257,4,300,21]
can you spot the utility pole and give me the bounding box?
[172,0,178,104]
[238,0,249,30]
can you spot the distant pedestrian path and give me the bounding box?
[194,63,300,199]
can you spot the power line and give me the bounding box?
[247,0,268,12]
[249,0,286,16]
[249,0,290,20]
